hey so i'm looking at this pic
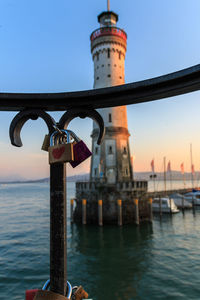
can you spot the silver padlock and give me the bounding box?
[48,130,74,164]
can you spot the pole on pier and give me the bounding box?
[134,198,139,225]
[98,199,103,226]
[169,197,172,214]
[159,196,162,217]
[190,143,194,189]
[192,195,195,207]
[192,195,196,215]
[169,165,173,191]
[148,198,153,222]
[50,163,67,296]
[181,195,185,213]
[82,199,87,225]
[164,157,167,195]
[70,199,74,223]
[117,199,122,226]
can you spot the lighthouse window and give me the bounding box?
[107,74,111,77]
[123,147,127,154]
[125,168,128,175]
[94,168,97,176]
[119,52,121,60]
[95,147,98,154]
[96,77,99,80]
[109,113,112,122]
[108,146,113,154]
[96,53,99,61]
[107,49,110,58]
[119,76,122,79]
[102,64,104,67]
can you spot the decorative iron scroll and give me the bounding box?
[0,64,200,111]
[9,108,105,147]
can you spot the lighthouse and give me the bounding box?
[90,1,133,184]
[74,2,148,225]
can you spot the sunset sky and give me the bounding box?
[0,0,200,180]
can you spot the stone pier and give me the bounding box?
[73,180,152,225]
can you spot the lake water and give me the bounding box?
[0,182,200,299]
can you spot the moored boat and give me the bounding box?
[184,191,200,205]
[152,197,179,213]
[169,193,192,209]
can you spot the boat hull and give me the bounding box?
[152,197,180,214]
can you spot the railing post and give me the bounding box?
[50,163,67,296]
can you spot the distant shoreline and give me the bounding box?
[0,171,199,184]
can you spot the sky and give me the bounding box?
[0,0,200,180]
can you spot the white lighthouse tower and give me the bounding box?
[74,2,148,225]
[90,1,133,184]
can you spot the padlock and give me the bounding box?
[67,130,92,168]
[33,290,69,300]
[41,134,50,152]
[48,130,74,164]
[73,285,89,300]
[33,279,72,300]
[42,279,72,299]
[25,289,39,300]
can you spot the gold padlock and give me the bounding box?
[41,134,50,152]
[74,286,89,300]
[48,130,74,164]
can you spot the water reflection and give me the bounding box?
[68,223,153,300]
[2,183,200,299]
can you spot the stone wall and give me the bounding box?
[74,181,151,225]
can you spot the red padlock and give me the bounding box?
[25,289,39,300]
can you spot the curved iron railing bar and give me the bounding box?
[59,108,105,145]
[0,64,200,111]
[9,109,56,147]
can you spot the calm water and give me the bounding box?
[1,182,200,300]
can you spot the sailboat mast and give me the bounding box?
[170,165,172,190]
[190,143,194,188]
[164,157,166,194]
